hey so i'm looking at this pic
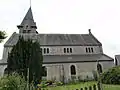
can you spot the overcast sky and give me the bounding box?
[0,0,120,59]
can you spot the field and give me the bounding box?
[41,82,120,90]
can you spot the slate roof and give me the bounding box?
[43,54,114,64]
[4,32,102,47]
[21,7,34,25]
[0,54,113,65]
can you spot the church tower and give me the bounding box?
[17,7,38,34]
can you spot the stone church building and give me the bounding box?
[0,7,114,82]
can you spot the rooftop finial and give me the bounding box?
[88,29,91,34]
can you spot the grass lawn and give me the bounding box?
[103,84,120,90]
[41,82,120,90]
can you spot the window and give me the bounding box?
[67,48,69,53]
[26,25,28,29]
[97,63,102,73]
[64,48,66,53]
[44,48,46,54]
[70,48,72,53]
[91,48,94,53]
[42,66,47,77]
[43,48,49,54]
[47,48,49,53]
[88,48,91,53]
[86,47,94,53]
[86,48,88,53]
[40,48,42,53]
[70,65,76,75]
[64,48,73,53]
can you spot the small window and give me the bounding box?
[47,48,49,53]
[40,48,42,53]
[86,48,88,53]
[88,48,91,53]
[67,48,69,53]
[64,48,66,53]
[26,25,28,29]
[44,48,46,54]
[70,48,72,53]
[42,66,47,77]
[91,48,94,53]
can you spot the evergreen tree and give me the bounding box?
[7,36,43,83]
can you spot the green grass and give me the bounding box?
[41,82,120,90]
[42,81,96,90]
[103,84,120,90]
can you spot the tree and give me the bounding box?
[0,31,6,43]
[7,36,43,83]
[101,66,120,84]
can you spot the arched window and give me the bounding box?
[97,63,103,73]
[42,66,47,77]
[70,65,76,75]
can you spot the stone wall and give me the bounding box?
[44,61,113,82]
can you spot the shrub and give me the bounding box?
[101,66,120,84]
[0,73,26,90]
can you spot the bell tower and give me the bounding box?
[17,7,38,34]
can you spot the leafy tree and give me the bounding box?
[7,36,43,83]
[101,66,120,84]
[0,31,6,43]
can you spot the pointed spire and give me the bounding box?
[21,7,34,25]
[17,7,37,34]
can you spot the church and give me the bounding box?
[0,7,114,82]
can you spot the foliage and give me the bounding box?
[0,73,26,90]
[101,66,120,84]
[7,36,43,83]
[0,31,7,43]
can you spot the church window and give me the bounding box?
[91,48,94,53]
[42,66,47,77]
[26,25,28,29]
[40,48,42,53]
[70,48,72,53]
[86,48,88,53]
[97,63,103,73]
[88,48,91,53]
[44,48,46,54]
[67,48,69,53]
[64,48,66,53]
[47,48,49,53]
[70,65,76,75]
